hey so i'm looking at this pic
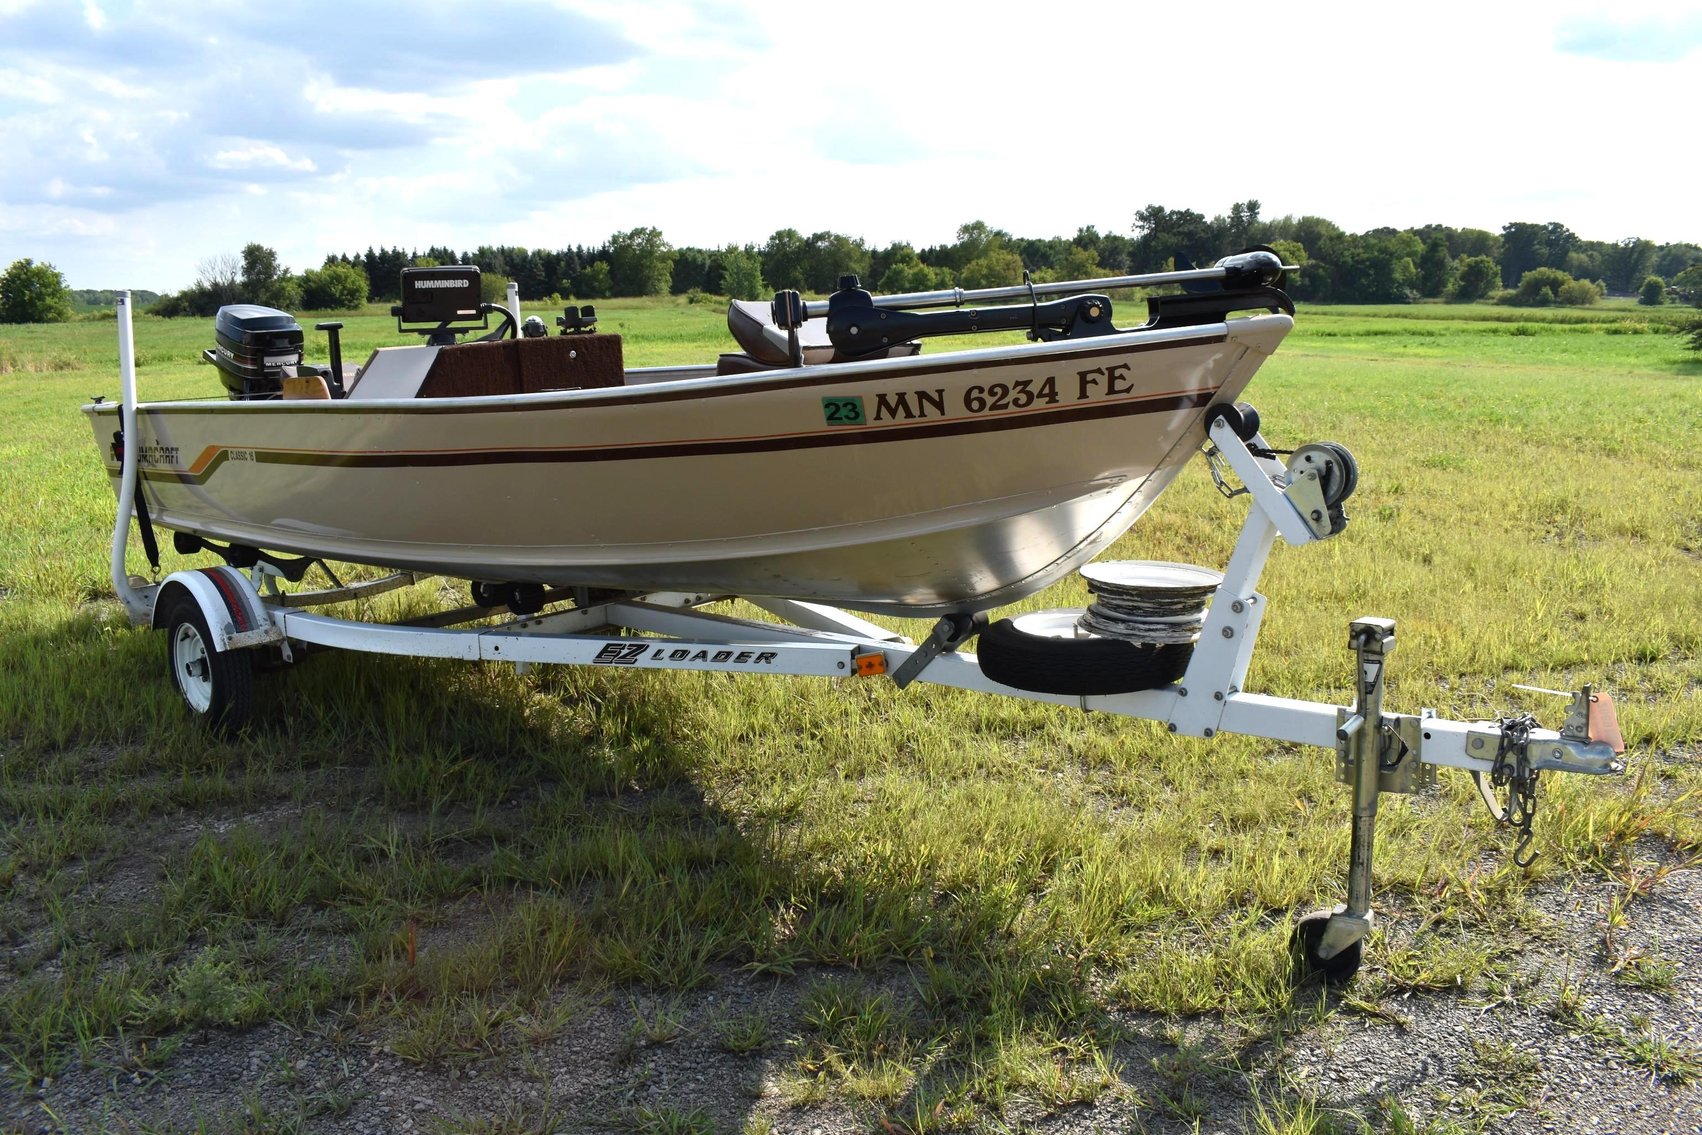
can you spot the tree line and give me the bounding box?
[5,203,1702,324]
[301,205,1700,311]
[114,207,1702,317]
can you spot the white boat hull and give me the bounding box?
[89,315,1291,616]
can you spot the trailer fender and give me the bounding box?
[151,566,281,651]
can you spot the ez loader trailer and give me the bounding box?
[102,292,1625,981]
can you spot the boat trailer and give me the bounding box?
[102,294,1625,982]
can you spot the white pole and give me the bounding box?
[110,291,150,624]
[505,280,521,328]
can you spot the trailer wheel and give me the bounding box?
[1290,910,1362,985]
[976,611,1192,696]
[164,595,255,734]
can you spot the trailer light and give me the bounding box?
[854,652,887,677]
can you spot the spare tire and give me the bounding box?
[977,610,1193,696]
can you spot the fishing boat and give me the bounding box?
[84,259,1629,983]
[85,255,1297,617]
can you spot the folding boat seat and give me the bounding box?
[718,300,919,375]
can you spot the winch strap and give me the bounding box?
[113,428,161,573]
[135,487,161,573]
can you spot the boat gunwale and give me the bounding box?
[82,316,1286,418]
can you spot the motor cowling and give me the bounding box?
[209,304,304,399]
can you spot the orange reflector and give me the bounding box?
[854,652,887,677]
[1588,691,1625,755]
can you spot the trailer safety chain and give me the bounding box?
[1202,441,1292,500]
[1479,712,1543,867]
[1203,446,1250,500]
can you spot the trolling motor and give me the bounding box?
[822,250,1297,358]
[824,275,1115,358]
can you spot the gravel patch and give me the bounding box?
[6,868,1699,1134]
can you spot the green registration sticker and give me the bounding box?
[820,395,866,426]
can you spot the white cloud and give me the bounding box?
[0,65,61,103]
[207,145,318,174]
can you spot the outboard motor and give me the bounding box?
[208,304,304,399]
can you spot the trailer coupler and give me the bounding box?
[1468,686,1623,866]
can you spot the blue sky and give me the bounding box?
[2,0,1699,292]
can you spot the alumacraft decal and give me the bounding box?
[592,642,780,666]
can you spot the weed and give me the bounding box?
[625,1103,718,1135]
[629,998,686,1047]
[713,1010,768,1054]
[434,1094,567,1135]
[1375,1094,1472,1134]
[1249,1088,1341,1134]
[1617,952,1678,992]
[1558,1008,1702,1086]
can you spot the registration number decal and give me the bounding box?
[820,396,866,426]
[826,363,1165,427]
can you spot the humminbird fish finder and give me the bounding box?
[393,266,490,343]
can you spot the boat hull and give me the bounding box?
[88,315,1290,616]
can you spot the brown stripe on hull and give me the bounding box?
[130,386,1217,486]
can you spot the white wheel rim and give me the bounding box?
[1009,609,1094,639]
[172,623,214,714]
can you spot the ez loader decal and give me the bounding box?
[593,642,780,667]
[824,363,1162,425]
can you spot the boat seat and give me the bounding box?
[414,334,625,398]
[728,299,838,367]
[280,370,331,400]
[720,299,920,375]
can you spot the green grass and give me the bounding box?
[2,297,1700,1130]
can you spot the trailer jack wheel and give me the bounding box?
[1290,909,1362,984]
[164,595,254,734]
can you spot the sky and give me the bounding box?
[2,0,1700,293]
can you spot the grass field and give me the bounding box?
[2,297,1700,1132]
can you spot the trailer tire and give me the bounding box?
[976,611,1192,696]
[163,595,255,734]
